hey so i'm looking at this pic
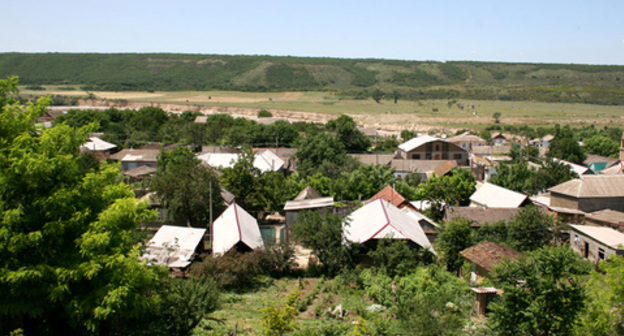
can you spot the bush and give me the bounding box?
[366,239,435,277]
[261,242,297,278]
[258,109,273,118]
[191,250,266,290]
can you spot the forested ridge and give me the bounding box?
[2,53,624,104]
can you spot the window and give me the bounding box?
[426,153,432,160]
[412,154,421,159]
[435,144,440,151]
[598,248,605,260]
[453,153,462,160]
[442,153,449,159]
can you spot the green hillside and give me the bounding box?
[2,53,624,105]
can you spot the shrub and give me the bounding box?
[258,109,273,118]
[191,250,266,290]
[260,291,301,336]
[366,239,436,277]
[261,242,297,278]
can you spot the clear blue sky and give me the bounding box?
[2,0,623,65]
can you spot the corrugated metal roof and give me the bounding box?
[197,153,239,169]
[294,186,322,201]
[284,197,334,211]
[109,148,160,162]
[142,225,206,268]
[470,182,527,208]
[254,150,285,172]
[81,137,117,151]
[586,209,624,225]
[398,135,450,152]
[345,199,434,252]
[213,203,264,256]
[549,175,624,198]
[197,151,285,173]
[569,224,624,249]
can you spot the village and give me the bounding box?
[70,102,624,335]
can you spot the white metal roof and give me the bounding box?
[142,225,206,268]
[344,199,434,252]
[401,207,439,229]
[80,136,117,151]
[398,135,449,153]
[470,182,527,208]
[212,203,264,256]
[569,224,624,250]
[284,197,334,211]
[197,153,239,169]
[555,159,590,176]
[254,150,285,172]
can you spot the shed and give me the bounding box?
[469,182,528,208]
[212,203,264,256]
[460,241,522,282]
[142,225,206,269]
[344,199,434,253]
[568,224,624,264]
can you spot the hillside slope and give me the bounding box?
[2,53,624,104]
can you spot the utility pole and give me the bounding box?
[209,180,213,253]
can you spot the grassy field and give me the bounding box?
[22,86,624,131]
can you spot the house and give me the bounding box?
[401,207,440,243]
[584,154,621,174]
[142,225,206,270]
[344,199,434,253]
[447,132,487,151]
[350,153,396,166]
[123,165,156,180]
[444,206,521,228]
[472,145,512,156]
[529,134,555,148]
[197,150,286,173]
[460,241,522,282]
[80,136,117,155]
[584,209,624,233]
[367,185,416,211]
[212,203,264,256]
[109,148,160,171]
[397,135,469,166]
[283,191,334,228]
[492,133,507,146]
[469,182,529,208]
[568,224,624,264]
[549,175,624,213]
[555,158,592,176]
[390,159,455,180]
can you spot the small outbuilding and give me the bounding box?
[460,241,522,283]
[142,225,206,269]
[212,203,264,256]
[568,224,624,264]
[469,182,529,208]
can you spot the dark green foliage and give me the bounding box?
[326,115,371,151]
[191,250,267,291]
[436,218,474,273]
[366,239,435,277]
[260,242,297,278]
[489,158,577,195]
[438,63,468,81]
[371,88,384,103]
[292,210,355,276]
[548,137,586,164]
[265,63,319,90]
[257,109,273,118]
[219,148,263,211]
[150,147,223,227]
[294,132,355,178]
[391,69,442,86]
[416,168,476,220]
[475,221,509,245]
[506,206,554,252]
[489,246,589,336]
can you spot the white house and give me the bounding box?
[212,203,264,256]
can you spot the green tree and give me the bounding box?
[436,218,475,273]
[0,77,163,332]
[577,255,624,336]
[506,206,554,251]
[489,246,588,336]
[367,239,435,277]
[493,112,502,124]
[219,148,263,211]
[151,146,223,227]
[548,137,586,164]
[416,168,476,220]
[371,89,384,103]
[294,132,358,178]
[401,130,416,141]
[292,210,355,276]
[583,134,619,158]
[326,115,371,151]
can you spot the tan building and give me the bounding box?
[398,135,469,165]
[447,132,487,151]
[549,175,624,213]
[569,224,624,264]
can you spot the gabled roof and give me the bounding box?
[197,151,285,173]
[586,209,624,226]
[197,153,239,169]
[398,135,455,153]
[554,158,590,176]
[447,132,486,144]
[81,136,117,152]
[599,162,624,175]
[434,160,457,177]
[143,225,206,268]
[444,206,521,227]
[549,175,624,198]
[470,182,528,208]
[109,148,160,163]
[367,185,409,209]
[401,207,439,232]
[390,159,451,173]
[345,199,434,252]
[284,197,334,211]
[253,150,286,172]
[123,165,156,178]
[584,154,620,168]
[569,224,624,250]
[460,241,522,273]
[294,186,322,201]
[212,203,264,256]
[472,145,512,155]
